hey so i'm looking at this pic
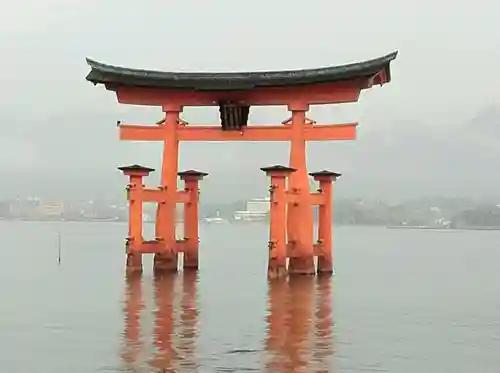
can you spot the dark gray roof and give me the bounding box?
[85,51,397,91]
[118,164,155,173]
[178,170,209,177]
[309,170,342,178]
[260,165,297,173]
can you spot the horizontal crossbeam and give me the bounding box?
[119,123,357,142]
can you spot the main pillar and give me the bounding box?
[178,170,208,271]
[287,104,315,275]
[261,165,296,279]
[154,105,182,273]
[310,170,341,275]
[119,164,155,274]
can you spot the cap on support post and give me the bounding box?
[178,169,209,181]
[118,164,155,177]
[309,170,342,182]
[260,165,297,177]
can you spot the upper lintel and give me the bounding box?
[85,52,398,92]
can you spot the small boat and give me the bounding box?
[202,209,228,224]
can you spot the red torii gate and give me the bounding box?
[85,51,397,278]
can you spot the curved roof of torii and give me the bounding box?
[85,51,397,91]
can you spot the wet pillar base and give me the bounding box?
[153,252,178,273]
[288,256,315,275]
[125,253,143,275]
[317,256,333,275]
[267,260,287,280]
[183,252,199,271]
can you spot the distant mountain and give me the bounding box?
[1,106,500,202]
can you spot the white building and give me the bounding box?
[234,197,270,222]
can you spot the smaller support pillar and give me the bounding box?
[118,164,155,275]
[178,170,208,271]
[309,170,341,275]
[261,165,296,279]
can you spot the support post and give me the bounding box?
[154,105,182,273]
[261,165,295,279]
[178,170,208,270]
[119,165,155,274]
[287,103,315,275]
[310,170,341,275]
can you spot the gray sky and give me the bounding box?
[1,0,500,201]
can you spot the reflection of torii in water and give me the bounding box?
[121,273,143,370]
[121,272,199,372]
[264,275,334,373]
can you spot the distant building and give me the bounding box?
[38,200,64,218]
[234,198,270,222]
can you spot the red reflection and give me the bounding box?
[265,275,334,373]
[121,273,144,369]
[178,271,199,371]
[313,275,334,373]
[121,271,199,372]
[265,279,289,373]
[149,272,178,371]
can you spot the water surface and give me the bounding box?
[1,222,499,372]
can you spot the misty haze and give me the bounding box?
[1,1,500,372]
[2,0,499,203]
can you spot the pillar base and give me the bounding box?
[154,252,178,273]
[126,253,143,275]
[317,256,333,275]
[288,256,315,275]
[267,261,287,280]
[183,252,199,271]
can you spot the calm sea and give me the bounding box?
[1,221,499,372]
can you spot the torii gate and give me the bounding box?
[85,51,397,278]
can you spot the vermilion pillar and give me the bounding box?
[310,170,341,275]
[287,104,315,275]
[154,105,182,273]
[178,170,208,270]
[119,164,155,274]
[261,165,296,279]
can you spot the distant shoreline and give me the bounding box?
[1,218,500,231]
[386,225,500,231]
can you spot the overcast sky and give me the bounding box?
[1,0,499,201]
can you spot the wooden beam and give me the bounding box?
[119,123,357,142]
[113,82,363,107]
[141,188,190,203]
[119,124,164,141]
